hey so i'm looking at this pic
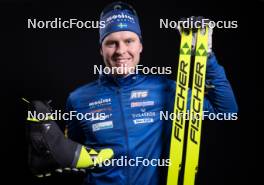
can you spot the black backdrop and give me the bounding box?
[0,0,259,185]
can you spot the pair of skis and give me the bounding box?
[167,26,209,185]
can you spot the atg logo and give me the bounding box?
[130,90,148,99]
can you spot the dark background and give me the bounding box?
[0,0,259,184]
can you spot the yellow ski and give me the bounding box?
[167,29,193,185]
[183,27,209,185]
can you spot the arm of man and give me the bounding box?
[170,17,238,114]
[201,53,238,114]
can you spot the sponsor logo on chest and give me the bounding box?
[132,111,156,118]
[130,90,148,99]
[88,98,111,109]
[131,101,154,108]
[133,118,154,124]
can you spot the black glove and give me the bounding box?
[24,98,114,177]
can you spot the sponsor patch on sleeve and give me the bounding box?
[92,121,113,132]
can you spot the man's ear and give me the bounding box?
[140,43,143,53]
[100,47,103,56]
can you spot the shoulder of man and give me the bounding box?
[142,75,175,91]
[67,79,100,103]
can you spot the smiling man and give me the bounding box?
[100,31,142,76]
[65,1,238,185]
[99,2,143,77]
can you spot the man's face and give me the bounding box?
[100,31,143,76]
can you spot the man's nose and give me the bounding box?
[115,42,127,55]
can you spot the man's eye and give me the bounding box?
[105,41,116,47]
[126,39,134,44]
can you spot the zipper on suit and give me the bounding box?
[116,88,131,185]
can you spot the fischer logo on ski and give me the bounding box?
[184,27,208,185]
[167,29,192,185]
[167,25,209,185]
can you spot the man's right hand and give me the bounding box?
[24,98,114,177]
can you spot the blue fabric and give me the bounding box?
[99,2,141,44]
[66,53,238,185]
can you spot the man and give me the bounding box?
[66,1,238,185]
